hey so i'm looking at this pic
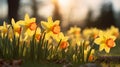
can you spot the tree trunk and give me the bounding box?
[7,0,20,23]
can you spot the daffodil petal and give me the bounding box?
[45,32,52,40]
[3,21,6,27]
[25,14,30,21]
[41,21,50,29]
[36,27,41,34]
[48,17,53,23]
[113,43,116,47]
[0,26,3,30]
[25,29,34,36]
[11,18,15,25]
[109,36,116,41]
[99,43,105,51]
[91,49,95,54]
[104,46,110,53]
[54,20,60,25]
[17,20,25,25]
[30,18,36,22]
[94,38,103,45]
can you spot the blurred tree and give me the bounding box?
[7,0,20,23]
[32,0,45,23]
[114,12,120,29]
[86,3,115,29]
[52,0,61,22]
[95,3,115,29]
[32,0,37,18]
[52,0,63,31]
[85,9,93,28]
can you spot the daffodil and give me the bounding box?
[41,17,61,41]
[35,27,41,41]
[82,28,92,39]
[53,32,69,49]
[107,26,119,37]
[91,28,100,39]
[84,46,95,62]
[67,26,81,36]
[11,18,21,37]
[0,21,12,38]
[67,26,81,46]
[20,14,37,31]
[0,21,9,34]
[94,31,116,53]
[83,28,100,39]
[23,29,35,41]
[84,40,90,48]
[18,14,37,41]
[22,27,41,42]
[41,17,60,34]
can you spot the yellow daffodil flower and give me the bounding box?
[67,26,81,35]
[83,28,100,39]
[21,14,37,31]
[23,29,35,41]
[23,27,41,41]
[41,17,60,34]
[94,31,116,53]
[18,14,37,41]
[84,46,95,62]
[35,27,41,41]
[107,26,119,37]
[0,21,9,34]
[11,18,21,37]
[0,22,12,38]
[53,32,69,49]
[67,26,81,46]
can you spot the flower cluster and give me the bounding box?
[0,14,40,41]
[0,14,119,64]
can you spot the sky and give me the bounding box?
[0,0,8,18]
[0,0,120,24]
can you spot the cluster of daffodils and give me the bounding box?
[0,14,40,41]
[0,14,69,49]
[41,17,69,49]
[0,14,119,63]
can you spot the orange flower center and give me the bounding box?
[74,30,80,34]
[60,41,68,49]
[93,33,98,39]
[35,34,41,40]
[106,38,114,48]
[113,32,119,37]
[29,22,37,31]
[89,55,94,62]
[51,25,60,34]
[15,27,21,34]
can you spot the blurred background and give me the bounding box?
[0,0,120,31]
